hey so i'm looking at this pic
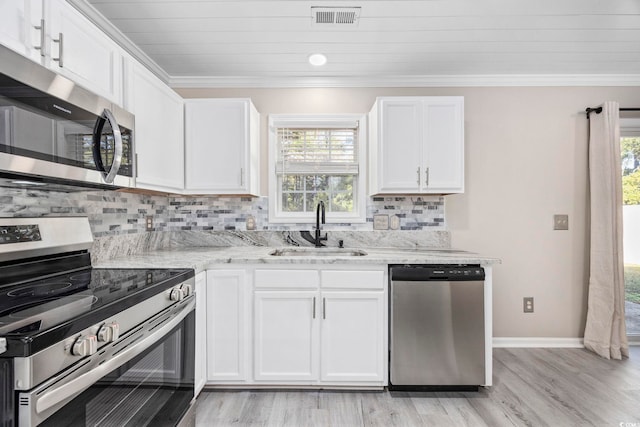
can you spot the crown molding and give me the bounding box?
[169,74,640,89]
[66,0,170,84]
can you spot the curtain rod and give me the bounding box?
[585,107,640,119]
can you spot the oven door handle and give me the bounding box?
[35,297,194,415]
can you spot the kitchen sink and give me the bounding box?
[269,248,368,257]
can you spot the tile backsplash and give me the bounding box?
[0,188,445,237]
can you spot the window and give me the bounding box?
[268,114,367,223]
[621,118,640,339]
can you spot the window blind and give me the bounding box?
[276,127,359,175]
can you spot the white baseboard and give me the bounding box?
[493,337,584,348]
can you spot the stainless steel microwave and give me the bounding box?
[0,44,134,190]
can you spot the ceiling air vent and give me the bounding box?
[311,7,361,26]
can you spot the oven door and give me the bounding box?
[18,297,195,427]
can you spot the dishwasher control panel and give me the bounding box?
[390,265,485,281]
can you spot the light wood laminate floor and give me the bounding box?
[187,347,640,426]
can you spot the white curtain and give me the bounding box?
[584,101,629,360]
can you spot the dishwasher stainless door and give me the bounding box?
[390,277,485,387]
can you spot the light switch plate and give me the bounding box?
[373,214,389,230]
[553,214,569,230]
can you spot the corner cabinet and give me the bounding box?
[184,99,260,196]
[124,57,185,192]
[205,265,387,388]
[369,96,464,195]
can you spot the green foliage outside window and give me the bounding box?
[622,137,640,205]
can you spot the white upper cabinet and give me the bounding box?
[0,0,122,105]
[124,57,184,192]
[46,0,122,104]
[0,0,42,62]
[369,96,464,194]
[184,98,260,196]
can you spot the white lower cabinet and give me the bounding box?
[205,265,387,388]
[320,292,385,383]
[206,270,249,383]
[254,291,319,381]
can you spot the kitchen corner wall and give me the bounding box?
[176,85,640,341]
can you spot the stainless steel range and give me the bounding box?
[0,217,195,427]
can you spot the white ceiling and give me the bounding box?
[77,0,640,87]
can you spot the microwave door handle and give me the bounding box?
[34,298,195,415]
[92,108,123,184]
[101,109,123,183]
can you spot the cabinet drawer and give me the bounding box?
[321,270,385,290]
[255,269,319,288]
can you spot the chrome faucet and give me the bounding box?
[315,201,328,247]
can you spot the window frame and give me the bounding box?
[268,114,367,224]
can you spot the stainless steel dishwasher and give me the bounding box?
[389,264,485,391]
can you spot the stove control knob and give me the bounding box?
[97,322,120,343]
[179,283,192,297]
[169,287,184,302]
[72,335,97,357]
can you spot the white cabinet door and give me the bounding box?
[194,271,207,397]
[0,0,42,62]
[124,58,184,192]
[184,99,260,195]
[370,96,464,195]
[254,291,319,382]
[377,98,423,193]
[423,97,465,193]
[320,292,385,383]
[47,0,122,104]
[206,270,249,382]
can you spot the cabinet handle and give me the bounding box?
[240,168,244,186]
[322,298,326,319]
[312,297,316,319]
[416,167,420,185]
[34,19,45,57]
[53,33,63,68]
[425,167,430,187]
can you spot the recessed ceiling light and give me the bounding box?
[308,53,327,67]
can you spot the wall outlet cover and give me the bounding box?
[553,214,569,230]
[145,216,153,231]
[523,297,534,313]
[389,215,400,230]
[246,215,256,231]
[373,214,389,230]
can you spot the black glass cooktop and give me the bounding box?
[0,267,194,356]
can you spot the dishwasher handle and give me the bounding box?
[390,265,484,281]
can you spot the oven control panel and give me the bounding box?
[0,225,42,244]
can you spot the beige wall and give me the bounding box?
[177,85,640,338]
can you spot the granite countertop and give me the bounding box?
[93,246,501,272]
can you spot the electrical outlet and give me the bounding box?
[523,297,534,313]
[553,214,569,230]
[246,215,256,231]
[145,216,153,231]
